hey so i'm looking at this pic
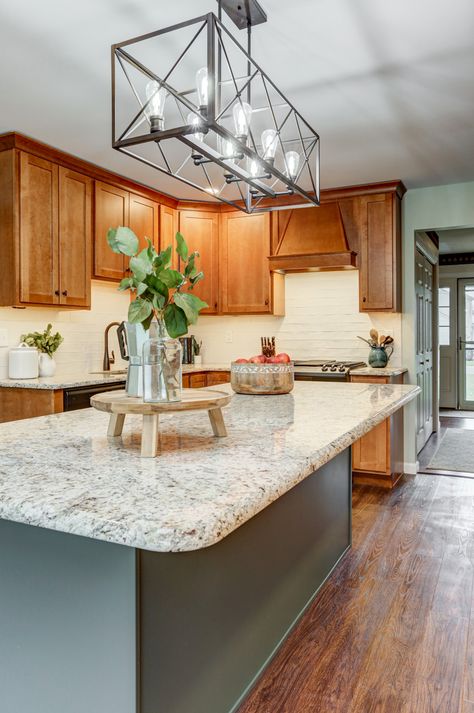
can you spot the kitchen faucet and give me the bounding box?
[103,322,121,371]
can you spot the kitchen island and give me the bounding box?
[0,381,419,713]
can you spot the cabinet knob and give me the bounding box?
[265,298,269,306]
[214,302,218,309]
[62,290,68,297]
[362,296,367,303]
[54,290,60,296]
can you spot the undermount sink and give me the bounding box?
[89,370,127,375]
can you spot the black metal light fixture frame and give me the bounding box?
[111,3,320,213]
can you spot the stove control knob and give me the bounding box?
[339,365,346,372]
[322,365,328,371]
[330,365,337,372]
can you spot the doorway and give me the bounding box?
[439,276,474,410]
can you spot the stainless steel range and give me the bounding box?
[293,360,367,381]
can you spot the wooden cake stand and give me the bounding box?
[91,388,232,458]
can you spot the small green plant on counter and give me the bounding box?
[21,324,64,357]
[107,227,207,337]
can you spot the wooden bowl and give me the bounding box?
[230,362,294,395]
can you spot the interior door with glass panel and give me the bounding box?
[458,279,474,409]
[439,278,457,408]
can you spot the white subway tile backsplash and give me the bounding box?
[0,282,129,379]
[191,272,402,366]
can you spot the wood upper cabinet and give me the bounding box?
[129,193,159,252]
[19,153,59,305]
[159,204,178,268]
[93,181,128,280]
[0,151,92,308]
[58,167,92,307]
[357,192,401,312]
[219,211,275,314]
[178,210,219,314]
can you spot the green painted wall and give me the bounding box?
[402,181,474,467]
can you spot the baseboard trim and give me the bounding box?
[403,461,419,475]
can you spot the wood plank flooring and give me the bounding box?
[238,474,474,713]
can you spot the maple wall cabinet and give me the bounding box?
[178,210,219,314]
[93,184,160,281]
[219,211,285,315]
[356,191,402,312]
[0,150,92,309]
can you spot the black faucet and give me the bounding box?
[103,322,121,371]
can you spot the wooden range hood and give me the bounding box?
[268,202,357,272]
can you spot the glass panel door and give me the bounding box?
[458,279,474,409]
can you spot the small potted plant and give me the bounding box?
[21,324,63,377]
[107,226,207,402]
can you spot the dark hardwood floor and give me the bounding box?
[238,474,474,713]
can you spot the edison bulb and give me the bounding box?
[249,159,261,177]
[196,67,208,108]
[232,101,252,139]
[261,129,278,161]
[285,151,300,181]
[144,80,166,132]
[187,113,205,143]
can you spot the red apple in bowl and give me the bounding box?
[249,354,267,364]
[234,358,249,363]
[275,353,291,363]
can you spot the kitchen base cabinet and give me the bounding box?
[0,447,351,713]
[0,388,64,423]
[182,371,230,389]
[351,373,405,488]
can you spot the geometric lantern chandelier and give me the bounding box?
[111,0,320,213]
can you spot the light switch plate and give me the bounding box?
[0,328,8,347]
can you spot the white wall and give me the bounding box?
[0,282,129,379]
[402,180,474,469]
[193,271,402,366]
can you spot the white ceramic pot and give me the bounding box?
[8,343,39,379]
[38,353,56,377]
[194,354,202,366]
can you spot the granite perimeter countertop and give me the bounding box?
[0,364,231,390]
[351,366,408,377]
[0,381,419,553]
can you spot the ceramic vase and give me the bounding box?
[368,345,394,368]
[39,353,56,377]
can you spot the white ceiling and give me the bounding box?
[438,227,474,254]
[1,0,474,201]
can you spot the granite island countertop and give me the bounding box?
[0,364,231,390]
[351,366,408,377]
[0,381,419,553]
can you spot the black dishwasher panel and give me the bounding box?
[63,382,126,412]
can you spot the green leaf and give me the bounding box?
[107,226,139,256]
[118,277,134,291]
[188,271,204,290]
[174,292,208,325]
[136,282,148,296]
[130,252,152,282]
[175,232,188,262]
[164,303,188,338]
[154,245,172,270]
[142,311,154,332]
[146,275,168,300]
[152,293,166,311]
[128,298,153,325]
[158,269,183,289]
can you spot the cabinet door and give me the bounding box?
[19,152,59,304]
[352,420,390,474]
[159,205,178,268]
[359,193,400,312]
[94,181,128,280]
[129,193,159,252]
[58,167,92,307]
[219,212,271,314]
[179,211,219,314]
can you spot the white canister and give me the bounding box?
[8,343,39,379]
